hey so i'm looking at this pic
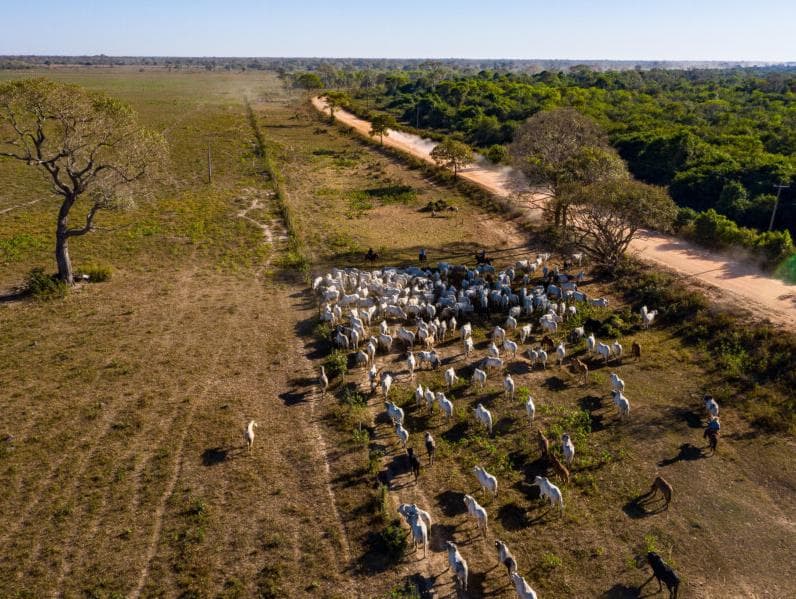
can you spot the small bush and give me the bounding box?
[485,144,509,164]
[78,262,112,282]
[541,551,563,570]
[384,582,422,599]
[378,523,407,562]
[26,268,67,300]
[323,350,348,379]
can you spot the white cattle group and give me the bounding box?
[309,256,664,597]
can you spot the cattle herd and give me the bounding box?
[304,254,709,598]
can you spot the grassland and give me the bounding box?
[0,68,794,598]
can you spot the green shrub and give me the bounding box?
[673,206,698,232]
[323,350,348,379]
[339,385,367,406]
[77,262,112,282]
[485,144,509,164]
[378,523,407,562]
[26,268,67,300]
[384,582,421,599]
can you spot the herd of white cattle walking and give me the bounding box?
[246,254,714,597]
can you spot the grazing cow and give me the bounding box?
[407,447,421,482]
[641,552,680,598]
[424,431,436,465]
[446,541,468,592]
[632,340,641,360]
[495,540,518,584]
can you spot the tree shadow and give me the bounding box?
[436,489,468,517]
[0,288,29,304]
[658,443,707,466]
[201,446,233,466]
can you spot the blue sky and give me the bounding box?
[2,0,794,61]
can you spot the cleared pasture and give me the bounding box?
[0,68,793,598]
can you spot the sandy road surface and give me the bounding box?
[313,98,796,329]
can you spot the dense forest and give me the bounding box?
[337,68,795,242]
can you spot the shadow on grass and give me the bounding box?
[599,584,642,598]
[670,406,704,429]
[542,376,567,391]
[278,390,308,405]
[623,492,669,519]
[201,446,235,466]
[658,443,707,466]
[497,502,531,531]
[436,489,468,517]
[442,421,469,443]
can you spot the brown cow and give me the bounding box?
[632,341,641,361]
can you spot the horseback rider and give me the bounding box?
[704,415,720,449]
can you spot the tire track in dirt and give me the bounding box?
[129,280,228,598]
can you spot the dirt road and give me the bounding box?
[313,98,796,329]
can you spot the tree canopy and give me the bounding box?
[430,138,473,177]
[369,113,396,145]
[0,78,167,284]
[322,90,349,121]
[566,180,677,266]
[349,67,796,236]
[509,108,627,225]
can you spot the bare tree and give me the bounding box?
[510,108,623,226]
[0,78,167,284]
[566,180,677,267]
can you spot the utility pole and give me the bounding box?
[207,143,212,184]
[768,183,789,231]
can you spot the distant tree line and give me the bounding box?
[339,67,795,240]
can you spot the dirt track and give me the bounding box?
[312,98,796,329]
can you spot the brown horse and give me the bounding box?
[648,475,673,508]
[537,430,550,459]
[547,452,570,485]
[570,357,589,385]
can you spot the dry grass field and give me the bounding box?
[1,69,794,598]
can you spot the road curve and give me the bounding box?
[312,98,796,329]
